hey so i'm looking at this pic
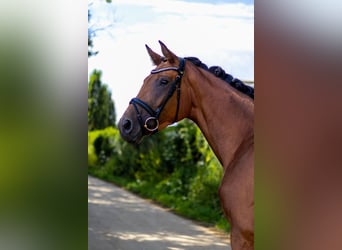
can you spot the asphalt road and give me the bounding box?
[88,175,231,250]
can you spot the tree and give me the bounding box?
[88,9,98,57]
[88,70,116,130]
[88,0,113,57]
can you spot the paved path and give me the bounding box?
[88,175,231,250]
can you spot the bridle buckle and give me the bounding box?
[144,117,159,132]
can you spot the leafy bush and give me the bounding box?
[88,120,229,231]
[88,127,118,166]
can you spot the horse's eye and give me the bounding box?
[160,79,169,85]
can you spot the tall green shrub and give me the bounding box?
[88,70,116,131]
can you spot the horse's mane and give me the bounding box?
[184,57,254,100]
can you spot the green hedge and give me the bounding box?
[88,120,230,231]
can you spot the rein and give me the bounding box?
[129,57,185,133]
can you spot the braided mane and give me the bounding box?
[184,57,254,100]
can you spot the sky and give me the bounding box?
[88,0,254,120]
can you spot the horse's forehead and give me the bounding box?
[143,73,156,83]
[140,59,179,88]
[139,74,156,92]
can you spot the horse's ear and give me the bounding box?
[159,40,177,64]
[145,44,162,65]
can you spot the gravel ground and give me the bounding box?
[88,175,231,250]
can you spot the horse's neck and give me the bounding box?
[186,67,254,170]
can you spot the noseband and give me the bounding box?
[129,57,185,133]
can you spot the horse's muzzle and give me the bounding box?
[121,118,133,134]
[118,116,143,144]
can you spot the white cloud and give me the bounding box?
[151,0,253,18]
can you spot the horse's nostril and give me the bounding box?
[123,118,132,133]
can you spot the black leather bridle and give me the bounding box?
[129,57,185,133]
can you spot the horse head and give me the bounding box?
[119,41,190,144]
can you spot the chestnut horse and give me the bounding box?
[118,41,254,250]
